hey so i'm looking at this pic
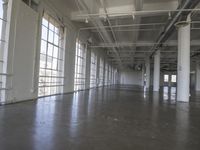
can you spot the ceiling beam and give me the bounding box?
[90,40,200,48]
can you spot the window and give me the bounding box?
[90,51,97,88]
[38,13,65,97]
[0,0,7,103]
[99,58,104,86]
[171,75,177,83]
[164,75,169,82]
[74,40,86,91]
[22,0,38,10]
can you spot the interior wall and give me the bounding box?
[3,0,113,104]
[5,0,39,103]
[120,69,143,86]
[4,0,80,103]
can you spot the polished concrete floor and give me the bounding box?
[0,85,200,150]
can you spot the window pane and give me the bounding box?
[48,30,54,43]
[42,18,48,27]
[164,75,169,82]
[53,46,58,58]
[74,40,86,91]
[41,40,47,54]
[47,44,53,57]
[171,75,176,83]
[54,34,59,46]
[42,26,48,40]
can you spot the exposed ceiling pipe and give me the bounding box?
[77,0,122,66]
[99,0,117,43]
[150,0,200,57]
[76,8,200,18]
[99,0,122,65]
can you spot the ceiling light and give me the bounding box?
[132,12,135,20]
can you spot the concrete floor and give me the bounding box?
[0,85,200,150]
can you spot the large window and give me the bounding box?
[171,75,177,83]
[38,13,65,97]
[90,51,97,88]
[74,40,86,91]
[164,75,169,82]
[99,58,104,86]
[0,0,7,103]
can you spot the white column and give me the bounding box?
[85,47,91,89]
[177,15,191,102]
[141,64,145,87]
[153,50,160,91]
[195,61,200,91]
[96,54,100,87]
[145,57,150,88]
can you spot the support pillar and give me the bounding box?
[176,15,191,102]
[96,54,100,87]
[145,57,150,89]
[85,46,91,90]
[153,50,160,91]
[141,64,145,87]
[195,61,200,91]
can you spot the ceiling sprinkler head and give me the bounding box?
[85,18,89,23]
[168,12,172,20]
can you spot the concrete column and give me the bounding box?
[96,53,100,87]
[141,64,145,87]
[168,73,172,87]
[145,57,150,88]
[102,57,106,86]
[85,47,91,89]
[153,50,160,91]
[107,65,110,85]
[195,61,200,91]
[176,15,191,102]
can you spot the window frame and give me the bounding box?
[74,40,86,91]
[38,13,65,97]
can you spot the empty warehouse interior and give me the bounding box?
[1,0,200,149]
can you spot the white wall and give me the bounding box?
[120,69,143,86]
[5,0,39,103]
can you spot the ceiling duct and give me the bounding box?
[150,0,200,57]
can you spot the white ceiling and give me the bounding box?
[49,0,200,70]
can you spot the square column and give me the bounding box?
[145,57,150,88]
[85,46,91,90]
[195,61,200,91]
[176,15,191,102]
[153,50,160,92]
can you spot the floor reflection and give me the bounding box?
[69,93,80,137]
[163,86,176,102]
[175,103,189,150]
[1,85,200,149]
[34,96,56,149]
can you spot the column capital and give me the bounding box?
[175,14,191,29]
[154,50,160,57]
